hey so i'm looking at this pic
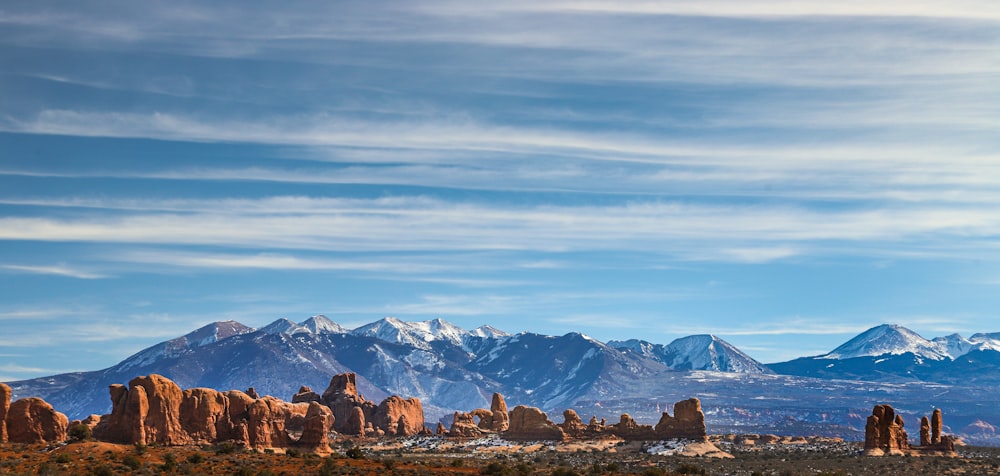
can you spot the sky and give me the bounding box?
[1,1,999,382]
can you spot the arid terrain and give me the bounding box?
[3,436,1000,476]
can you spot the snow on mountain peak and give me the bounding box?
[260,318,309,336]
[663,334,772,374]
[349,317,469,349]
[468,325,509,339]
[822,324,949,361]
[298,315,347,334]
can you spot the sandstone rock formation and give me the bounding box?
[93,374,191,446]
[612,413,656,440]
[920,416,931,446]
[489,393,509,431]
[179,387,228,443]
[246,387,260,399]
[863,404,909,456]
[321,372,425,436]
[654,398,707,440]
[0,382,9,443]
[448,411,483,438]
[931,408,943,444]
[298,402,334,450]
[292,386,322,404]
[4,397,68,444]
[506,405,565,440]
[322,373,375,435]
[560,409,588,437]
[374,395,425,436]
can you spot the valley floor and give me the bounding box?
[2,437,999,476]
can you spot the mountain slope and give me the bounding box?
[768,324,1000,385]
[609,334,772,374]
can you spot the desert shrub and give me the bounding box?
[134,443,148,455]
[233,468,254,476]
[383,459,397,470]
[285,448,300,458]
[257,470,278,476]
[160,452,177,472]
[675,463,707,475]
[122,454,142,470]
[551,467,579,476]
[88,464,114,476]
[481,462,508,475]
[215,441,239,455]
[641,468,666,476]
[346,446,365,459]
[35,462,57,476]
[451,459,464,467]
[187,453,204,464]
[52,453,72,464]
[68,423,92,442]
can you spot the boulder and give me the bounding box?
[654,398,707,440]
[505,405,565,441]
[299,402,334,450]
[246,387,260,399]
[292,386,322,404]
[0,382,9,443]
[5,397,68,444]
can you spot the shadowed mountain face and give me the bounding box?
[6,319,1000,445]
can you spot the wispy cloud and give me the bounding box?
[0,264,109,279]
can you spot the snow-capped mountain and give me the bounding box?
[820,324,949,361]
[769,324,1000,385]
[350,317,468,350]
[609,334,772,374]
[300,315,347,334]
[8,318,1000,445]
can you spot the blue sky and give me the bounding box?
[1,1,999,381]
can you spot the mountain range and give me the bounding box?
[7,319,1000,444]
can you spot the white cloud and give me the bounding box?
[0,264,109,279]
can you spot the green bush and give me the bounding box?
[345,446,365,459]
[122,454,142,470]
[68,423,92,442]
[187,453,204,464]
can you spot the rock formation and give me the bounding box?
[862,404,909,456]
[321,372,426,436]
[292,386,322,404]
[93,374,191,446]
[246,387,260,399]
[298,402,334,450]
[322,373,375,435]
[4,397,68,444]
[612,413,656,440]
[179,387,228,443]
[373,395,425,436]
[560,409,588,437]
[0,382,9,443]
[247,396,291,448]
[920,416,931,446]
[448,411,483,438]
[506,405,565,440]
[931,408,943,444]
[654,398,707,440]
[490,393,509,431]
